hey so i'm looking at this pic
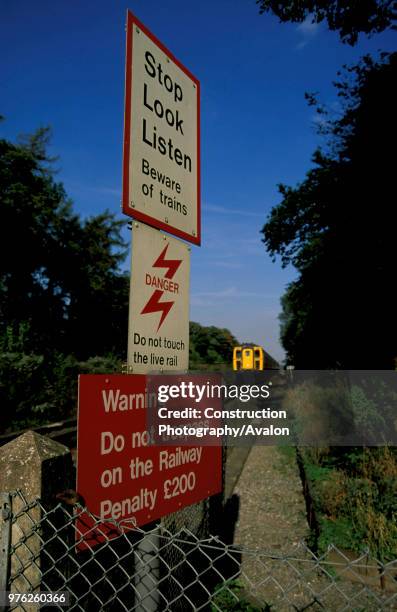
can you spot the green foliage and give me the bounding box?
[78,355,121,374]
[304,462,333,483]
[0,126,129,361]
[316,479,397,560]
[0,350,46,430]
[0,126,129,431]
[262,52,397,368]
[256,0,396,45]
[317,516,364,552]
[350,385,386,441]
[302,446,397,559]
[212,579,271,611]
[0,321,121,431]
[0,323,46,429]
[189,321,238,368]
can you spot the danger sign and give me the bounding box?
[122,10,200,245]
[128,222,190,373]
[77,374,222,548]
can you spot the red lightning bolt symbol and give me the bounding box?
[153,245,182,278]
[140,245,183,330]
[141,290,175,331]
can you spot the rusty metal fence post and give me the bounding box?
[0,493,11,612]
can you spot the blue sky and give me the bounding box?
[1,1,395,362]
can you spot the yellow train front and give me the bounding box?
[232,345,264,371]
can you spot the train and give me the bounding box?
[232,344,279,371]
[232,345,263,370]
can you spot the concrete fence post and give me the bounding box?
[0,431,74,605]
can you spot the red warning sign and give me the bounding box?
[77,374,222,548]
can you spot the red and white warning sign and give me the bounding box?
[77,374,222,549]
[128,222,190,373]
[122,11,200,245]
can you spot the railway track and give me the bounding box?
[0,417,78,464]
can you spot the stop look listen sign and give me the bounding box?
[122,10,200,245]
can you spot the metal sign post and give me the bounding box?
[78,11,205,609]
[121,11,201,608]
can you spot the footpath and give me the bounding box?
[232,446,315,610]
[233,446,308,552]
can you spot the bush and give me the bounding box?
[0,325,121,432]
[302,445,397,559]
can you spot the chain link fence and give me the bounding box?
[1,489,396,611]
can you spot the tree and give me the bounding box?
[0,126,129,359]
[0,126,130,430]
[256,0,397,45]
[262,52,397,368]
[189,321,238,367]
